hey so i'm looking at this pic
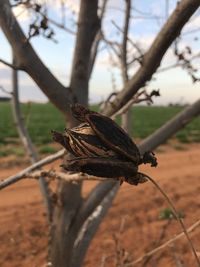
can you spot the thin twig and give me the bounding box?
[0,149,65,190]
[142,219,172,267]
[28,170,111,183]
[146,175,200,267]
[0,85,12,95]
[11,55,53,221]
[102,36,121,57]
[0,58,20,69]
[170,241,186,267]
[112,90,145,118]
[158,52,200,73]
[88,0,108,77]
[125,219,200,266]
[0,164,117,191]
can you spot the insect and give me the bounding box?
[52,104,157,185]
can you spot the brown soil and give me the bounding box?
[0,143,200,267]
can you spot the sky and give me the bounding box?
[0,0,200,106]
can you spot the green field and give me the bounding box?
[0,102,200,152]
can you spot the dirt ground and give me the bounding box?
[0,143,200,267]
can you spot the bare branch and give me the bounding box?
[88,0,108,77]
[40,13,76,35]
[0,0,71,115]
[103,0,200,116]
[0,149,64,190]
[75,181,117,229]
[111,21,146,64]
[71,184,119,267]
[0,168,115,191]
[146,175,200,266]
[170,242,186,267]
[116,0,132,134]
[112,90,146,118]
[101,35,121,58]
[142,219,172,266]
[158,52,200,73]
[11,56,37,161]
[11,55,52,222]
[121,0,131,84]
[69,0,100,104]
[28,170,110,182]
[125,219,200,266]
[139,98,200,154]
[0,85,12,95]
[0,58,20,70]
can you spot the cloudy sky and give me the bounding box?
[0,0,200,105]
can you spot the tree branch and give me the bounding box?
[158,52,200,73]
[0,58,20,70]
[121,0,131,134]
[139,98,200,154]
[75,181,118,229]
[0,149,64,190]
[103,0,200,116]
[71,184,119,267]
[0,0,72,115]
[0,169,114,191]
[11,54,52,222]
[29,170,110,182]
[121,0,131,84]
[0,85,11,95]
[69,0,100,106]
[88,0,108,77]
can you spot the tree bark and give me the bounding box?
[49,1,100,266]
[70,0,100,106]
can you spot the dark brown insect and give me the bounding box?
[52,104,157,185]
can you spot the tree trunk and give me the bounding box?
[49,1,99,266]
